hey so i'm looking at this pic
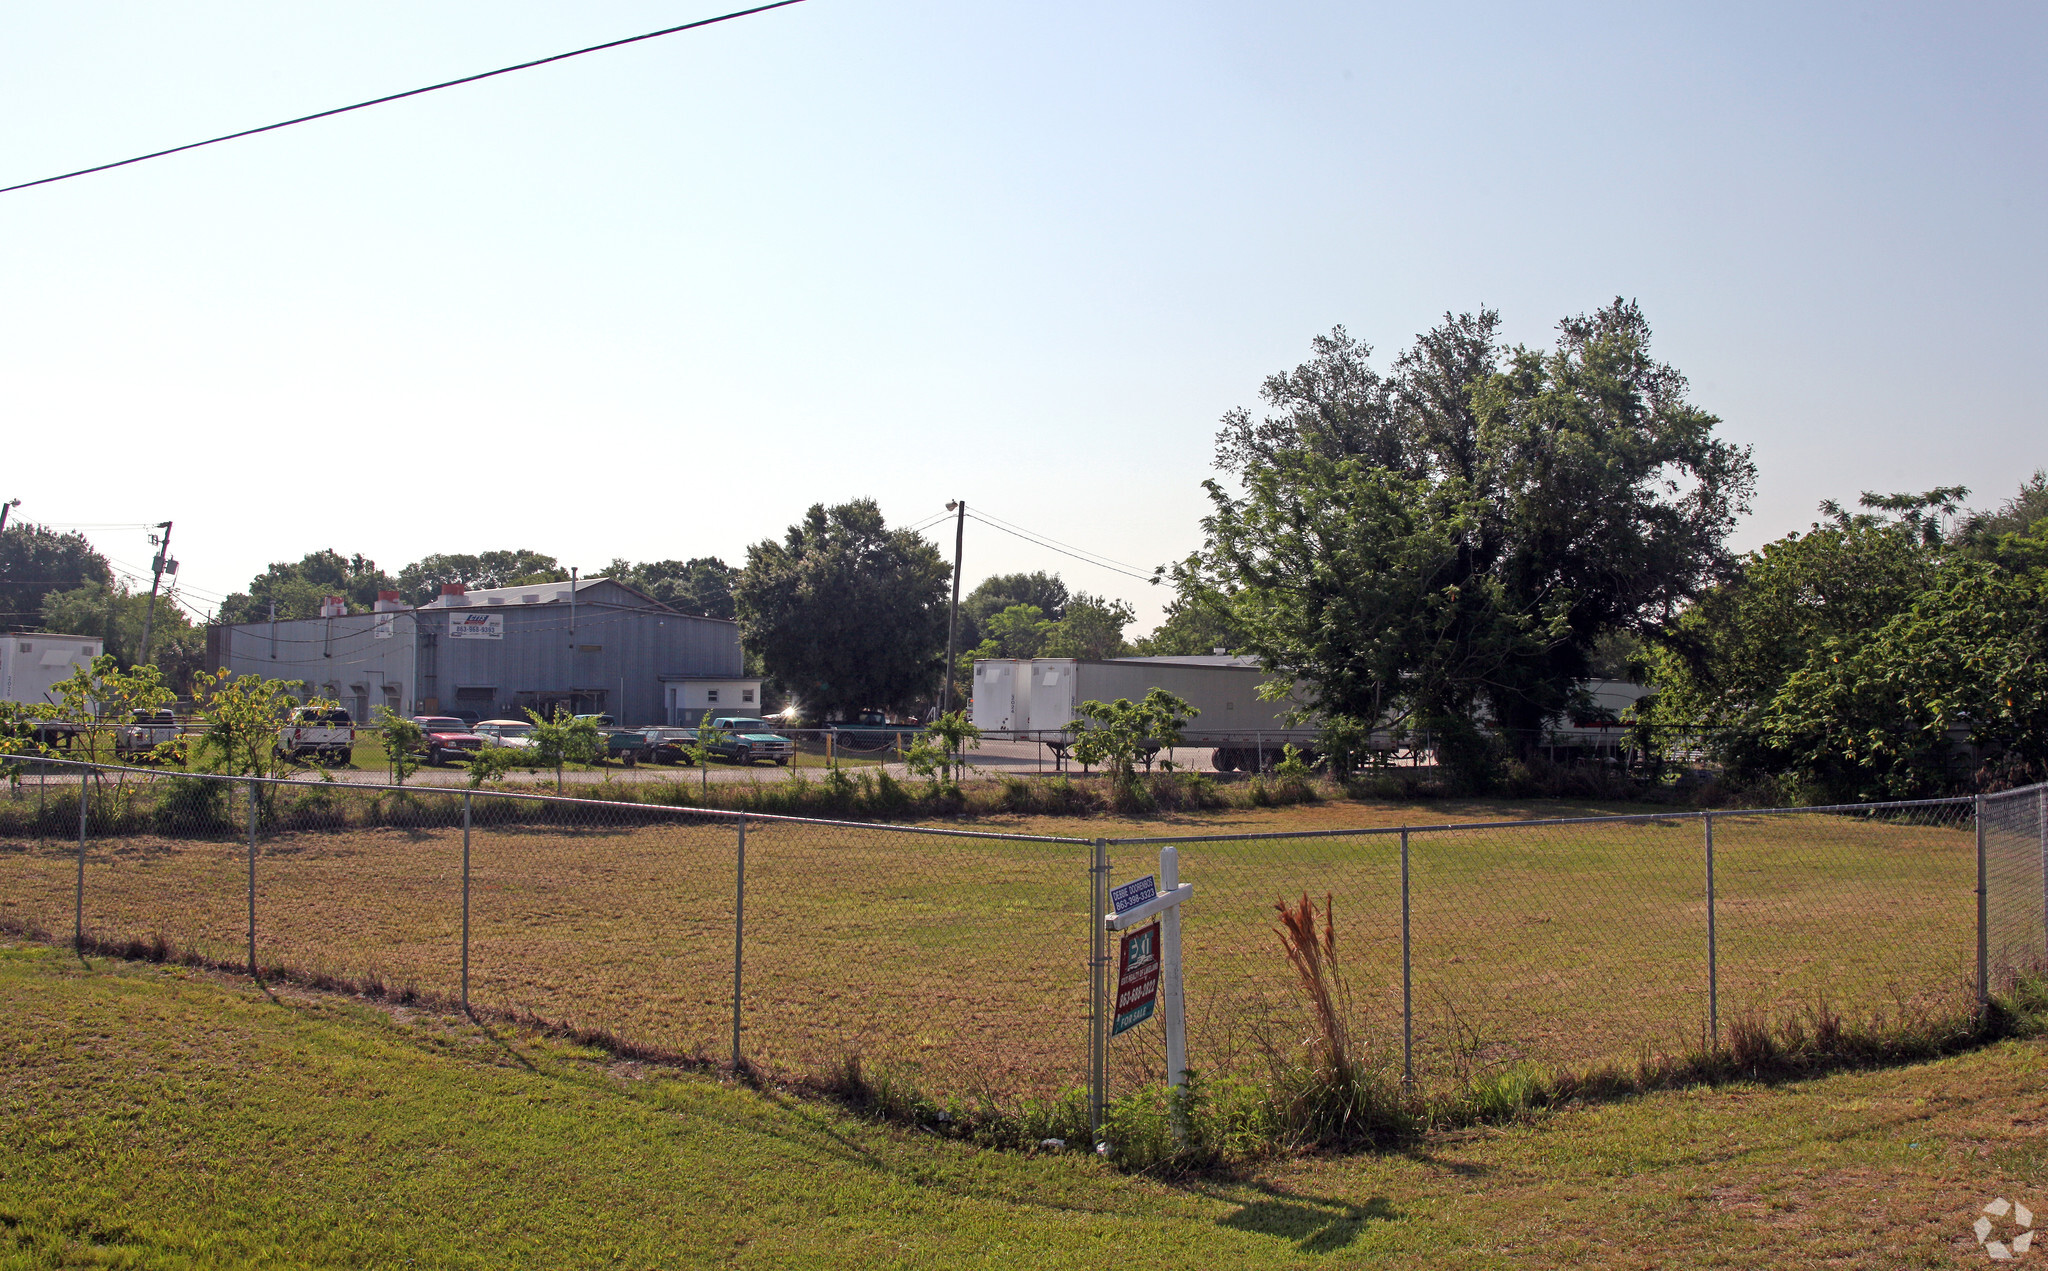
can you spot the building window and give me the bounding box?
[707,689,720,703]
[742,689,755,703]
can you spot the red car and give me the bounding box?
[411,716,484,766]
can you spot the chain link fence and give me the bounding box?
[5,758,2042,1129]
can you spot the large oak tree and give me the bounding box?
[1185,300,1755,779]
[735,500,950,720]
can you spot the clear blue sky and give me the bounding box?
[3,1,2041,630]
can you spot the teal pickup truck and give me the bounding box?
[698,717,794,766]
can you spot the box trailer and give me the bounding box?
[2,633,104,708]
[970,655,1321,770]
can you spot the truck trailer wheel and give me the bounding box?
[336,749,353,765]
[1211,748,1239,773]
[622,752,636,767]
[774,756,789,766]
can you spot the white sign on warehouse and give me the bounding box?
[447,613,504,640]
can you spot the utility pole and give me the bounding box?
[139,521,173,667]
[939,500,966,716]
[0,497,19,537]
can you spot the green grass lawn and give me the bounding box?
[2,943,2042,1269]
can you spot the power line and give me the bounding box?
[0,0,811,197]
[968,505,1157,576]
[962,513,1159,585]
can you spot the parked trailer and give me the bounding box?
[969,656,1325,772]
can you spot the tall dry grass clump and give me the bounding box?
[1264,891,1408,1148]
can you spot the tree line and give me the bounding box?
[12,295,2039,800]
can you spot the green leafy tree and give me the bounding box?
[375,705,423,786]
[218,550,395,623]
[188,668,324,783]
[42,655,178,765]
[40,582,206,689]
[735,500,950,720]
[962,604,1053,677]
[1040,593,1135,660]
[1066,689,1197,797]
[957,572,1069,651]
[1646,513,1941,782]
[1130,587,1244,657]
[603,557,739,619]
[393,551,566,606]
[1759,564,2048,798]
[523,706,604,793]
[1649,480,2048,797]
[923,708,981,782]
[1187,301,1754,780]
[0,522,111,634]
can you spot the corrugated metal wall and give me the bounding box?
[213,584,740,725]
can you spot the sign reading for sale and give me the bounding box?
[1111,921,1161,1037]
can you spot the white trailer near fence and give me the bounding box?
[970,655,1321,771]
[2,633,104,707]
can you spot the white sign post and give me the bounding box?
[1104,846,1193,1094]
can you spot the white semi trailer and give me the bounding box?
[969,655,1322,772]
[2,633,103,707]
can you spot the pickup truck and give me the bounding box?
[699,717,794,766]
[826,710,921,754]
[117,708,183,760]
[278,707,354,764]
[411,716,483,766]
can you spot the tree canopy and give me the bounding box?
[1185,300,1755,778]
[217,550,397,623]
[603,557,738,620]
[734,500,950,719]
[1648,481,2048,798]
[0,522,112,634]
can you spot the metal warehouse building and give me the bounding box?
[206,578,759,726]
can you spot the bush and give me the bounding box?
[152,775,232,834]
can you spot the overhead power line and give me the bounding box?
[962,512,1159,585]
[968,506,1156,576]
[0,0,811,197]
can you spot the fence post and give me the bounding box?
[1089,837,1107,1141]
[247,776,259,979]
[1400,827,1412,1091]
[74,763,88,952]
[1976,794,1989,1011]
[731,815,747,1073]
[2038,786,2047,961]
[1705,811,1718,1049]
[461,791,472,1015]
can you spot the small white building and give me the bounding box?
[2,633,105,707]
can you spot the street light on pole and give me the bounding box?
[939,500,965,717]
[0,498,19,537]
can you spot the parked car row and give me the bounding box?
[269,712,800,769]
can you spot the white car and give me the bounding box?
[470,719,535,749]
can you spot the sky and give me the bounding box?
[3,1,2043,632]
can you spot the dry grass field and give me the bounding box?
[0,793,1984,1106]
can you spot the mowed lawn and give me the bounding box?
[3,944,2044,1269]
[0,797,1981,1103]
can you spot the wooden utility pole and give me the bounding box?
[939,500,965,716]
[139,521,173,667]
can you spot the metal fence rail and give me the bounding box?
[4,757,2042,1139]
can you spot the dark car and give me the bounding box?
[411,715,484,766]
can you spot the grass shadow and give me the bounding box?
[1210,1182,1399,1252]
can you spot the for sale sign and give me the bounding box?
[1111,921,1161,1037]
